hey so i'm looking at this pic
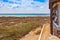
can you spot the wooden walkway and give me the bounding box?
[38,23,50,40]
[38,23,60,40]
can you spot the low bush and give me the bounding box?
[0,23,37,40]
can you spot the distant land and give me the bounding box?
[0,13,50,17]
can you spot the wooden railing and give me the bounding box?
[53,21,59,29]
[38,23,50,40]
[53,21,60,37]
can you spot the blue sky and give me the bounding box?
[0,0,50,14]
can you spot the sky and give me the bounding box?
[0,0,50,14]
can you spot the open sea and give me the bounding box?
[0,14,50,17]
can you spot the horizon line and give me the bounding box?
[0,13,50,15]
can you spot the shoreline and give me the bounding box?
[0,15,50,17]
[0,16,50,18]
[0,14,50,17]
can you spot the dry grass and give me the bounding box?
[0,17,50,40]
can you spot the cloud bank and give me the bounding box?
[0,0,50,14]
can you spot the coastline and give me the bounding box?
[0,14,50,17]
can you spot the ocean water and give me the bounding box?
[0,14,50,17]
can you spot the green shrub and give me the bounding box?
[0,23,33,40]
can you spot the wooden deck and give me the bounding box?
[38,23,50,40]
[38,23,60,40]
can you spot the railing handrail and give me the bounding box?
[53,21,60,29]
[38,24,45,40]
[38,24,50,40]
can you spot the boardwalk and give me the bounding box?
[38,23,50,40]
[39,23,60,40]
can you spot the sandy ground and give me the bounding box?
[20,24,60,40]
[20,27,41,40]
[49,35,60,40]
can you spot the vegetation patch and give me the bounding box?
[0,17,50,40]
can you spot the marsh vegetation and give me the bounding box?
[0,17,50,40]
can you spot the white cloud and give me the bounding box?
[0,0,50,14]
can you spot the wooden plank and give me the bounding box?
[38,23,50,40]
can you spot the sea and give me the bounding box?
[0,14,50,17]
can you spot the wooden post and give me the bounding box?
[50,8,53,34]
[58,4,60,26]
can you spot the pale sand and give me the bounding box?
[20,23,60,40]
[49,35,60,40]
[20,27,41,40]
